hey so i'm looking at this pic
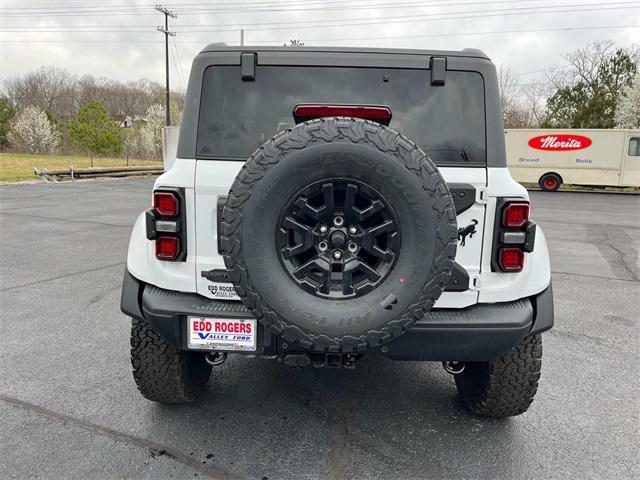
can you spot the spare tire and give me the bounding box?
[221,117,457,353]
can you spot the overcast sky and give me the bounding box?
[0,0,638,90]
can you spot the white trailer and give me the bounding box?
[505,129,640,191]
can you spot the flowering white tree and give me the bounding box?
[123,124,153,160]
[8,106,59,154]
[615,75,640,128]
[140,103,164,159]
[126,103,182,160]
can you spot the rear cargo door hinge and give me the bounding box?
[469,274,481,290]
[429,56,447,86]
[477,188,488,204]
[241,52,257,81]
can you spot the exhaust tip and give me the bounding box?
[205,352,227,366]
[442,361,465,375]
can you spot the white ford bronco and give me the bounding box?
[121,45,553,417]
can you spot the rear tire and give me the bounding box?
[539,173,561,192]
[454,334,542,417]
[130,317,212,404]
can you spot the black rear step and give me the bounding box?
[122,271,553,362]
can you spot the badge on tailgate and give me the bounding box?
[201,269,241,300]
[207,282,240,300]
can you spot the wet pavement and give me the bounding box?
[1,179,638,479]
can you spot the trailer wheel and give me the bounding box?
[539,173,562,192]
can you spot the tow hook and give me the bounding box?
[442,361,465,375]
[205,352,227,366]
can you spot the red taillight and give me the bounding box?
[156,236,179,260]
[503,202,530,228]
[293,104,392,124]
[499,247,524,272]
[153,192,178,217]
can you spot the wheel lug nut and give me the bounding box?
[318,241,328,252]
[347,242,358,253]
[333,250,342,260]
[348,226,357,235]
[334,216,344,227]
[319,225,328,234]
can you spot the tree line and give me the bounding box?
[0,66,183,160]
[499,41,639,129]
[0,41,638,162]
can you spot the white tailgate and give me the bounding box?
[195,161,487,308]
[436,167,486,308]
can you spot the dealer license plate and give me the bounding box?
[188,317,257,351]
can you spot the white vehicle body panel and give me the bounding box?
[126,160,197,292]
[192,164,489,308]
[126,160,550,306]
[505,128,640,188]
[478,168,550,302]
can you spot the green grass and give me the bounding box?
[0,152,162,182]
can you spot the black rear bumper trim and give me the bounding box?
[120,270,553,362]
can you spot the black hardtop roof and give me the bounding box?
[179,43,505,168]
[199,44,489,60]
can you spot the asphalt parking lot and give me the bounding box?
[1,178,638,480]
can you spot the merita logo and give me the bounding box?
[528,134,592,151]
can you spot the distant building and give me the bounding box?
[114,113,147,128]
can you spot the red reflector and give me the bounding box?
[293,104,392,123]
[153,192,178,217]
[503,202,530,228]
[156,236,179,260]
[499,247,524,272]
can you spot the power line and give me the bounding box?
[170,2,640,31]
[0,0,565,11]
[279,24,640,43]
[3,23,635,39]
[194,5,639,32]
[1,2,636,33]
[3,1,632,29]
[170,37,187,92]
[0,0,632,16]
[172,0,618,14]
[0,24,636,44]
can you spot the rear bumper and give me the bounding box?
[121,270,553,362]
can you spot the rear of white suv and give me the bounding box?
[121,45,553,416]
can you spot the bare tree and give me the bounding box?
[520,83,551,127]
[498,65,530,128]
[3,66,75,123]
[2,67,165,124]
[541,40,638,128]
[284,39,304,47]
[564,40,616,88]
[498,65,518,111]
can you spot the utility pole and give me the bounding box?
[156,5,177,127]
[240,29,244,47]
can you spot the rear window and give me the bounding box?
[197,65,486,166]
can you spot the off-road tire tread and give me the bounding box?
[221,117,457,353]
[130,317,211,404]
[455,334,542,417]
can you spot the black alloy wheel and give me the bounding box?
[277,178,400,299]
